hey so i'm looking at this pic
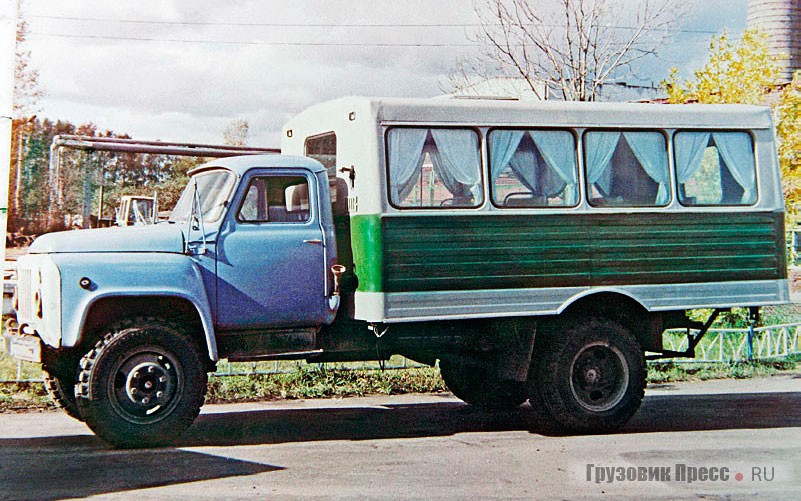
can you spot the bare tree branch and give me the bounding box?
[449,0,688,101]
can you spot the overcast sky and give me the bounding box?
[21,0,748,147]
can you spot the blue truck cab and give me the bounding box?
[5,155,345,447]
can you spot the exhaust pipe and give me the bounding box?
[328,264,347,311]
[331,265,346,296]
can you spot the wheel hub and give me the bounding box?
[583,367,600,384]
[570,342,629,412]
[125,362,171,406]
[110,350,181,422]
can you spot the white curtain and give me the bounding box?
[712,132,757,203]
[531,131,577,185]
[531,130,577,202]
[674,132,711,183]
[489,130,525,179]
[623,132,670,205]
[538,154,568,197]
[429,129,482,201]
[388,128,428,202]
[584,131,620,196]
[508,146,539,193]
[488,130,578,203]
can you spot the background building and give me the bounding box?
[747,0,801,82]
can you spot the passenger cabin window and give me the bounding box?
[305,133,336,178]
[237,175,311,223]
[489,129,578,208]
[305,132,341,208]
[584,131,670,207]
[387,127,483,208]
[674,131,757,206]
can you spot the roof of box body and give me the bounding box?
[288,96,774,130]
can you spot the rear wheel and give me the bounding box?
[440,357,527,410]
[75,317,208,448]
[529,317,645,433]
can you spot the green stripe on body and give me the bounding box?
[358,211,786,293]
[350,214,384,292]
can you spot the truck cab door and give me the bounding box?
[215,170,332,331]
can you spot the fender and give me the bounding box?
[557,286,646,315]
[50,252,219,360]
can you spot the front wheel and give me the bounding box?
[528,317,645,433]
[75,317,208,448]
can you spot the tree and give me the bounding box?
[662,28,780,105]
[449,0,683,101]
[9,1,44,232]
[777,71,801,214]
[13,0,42,116]
[152,156,202,211]
[223,118,249,147]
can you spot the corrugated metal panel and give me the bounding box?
[380,212,784,292]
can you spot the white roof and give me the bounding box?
[292,96,773,130]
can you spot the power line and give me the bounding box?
[29,14,721,35]
[28,31,718,48]
[29,15,474,28]
[29,32,481,47]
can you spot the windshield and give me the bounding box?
[169,169,237,223]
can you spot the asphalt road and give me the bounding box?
[1,375,799,500]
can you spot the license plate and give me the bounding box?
[5,333,42,363]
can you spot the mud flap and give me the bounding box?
[493,319,537,382]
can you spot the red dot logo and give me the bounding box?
[735,472,744,481]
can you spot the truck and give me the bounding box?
[4,97,788,448]
[90,195,157,228]
[116,195,157,227]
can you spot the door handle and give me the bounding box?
[303,239,322,245]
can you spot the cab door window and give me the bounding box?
[237,175,311,223]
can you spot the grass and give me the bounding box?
[0,382,50,411]
[0,352,42,382]
[647,355,800,384]
[206,364,446,404]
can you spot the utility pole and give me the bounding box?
[1,0,17,267]
[15,126,22,215]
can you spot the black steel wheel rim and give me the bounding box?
[107,345,184,424]
[569,341,629,412]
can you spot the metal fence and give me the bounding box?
[2,323,800,383]
[661,322,801,363]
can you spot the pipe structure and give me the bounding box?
[50,135,278,157]
[47,135,279,228]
